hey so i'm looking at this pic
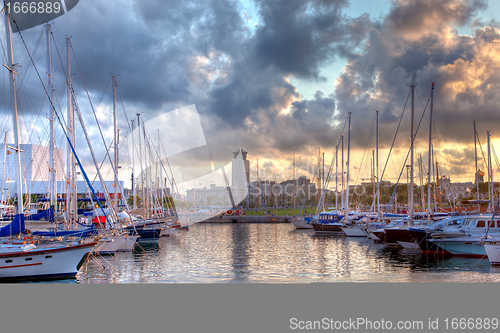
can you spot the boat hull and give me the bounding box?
[291,219,313,229]
[485,244,500,265]
[408,228,452,255]
[95,234,138,254]
[0,242,96,281]
[342,226,368,237]
[312,223,345,235]
[430,239,486,257]
[384,227,414,245]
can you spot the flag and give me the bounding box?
[7,150,11,155]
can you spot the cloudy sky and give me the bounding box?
[1,0,500,190]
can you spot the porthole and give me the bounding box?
[25,257,33,261]
[5,259,12,263]
[45,255,52,258]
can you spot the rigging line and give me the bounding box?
[97,76,111,108]
[13,21,116,229]
[491,144,500,177]
[476,132,488,174]
[90,138,114,186]
[352,112,375,187]
[374,89,411,197]
[383,89,431,219]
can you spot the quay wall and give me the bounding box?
[199,215,290,223]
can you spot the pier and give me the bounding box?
[200,215,290,223]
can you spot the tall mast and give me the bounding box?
[46,24,57,212]
[317,147,321,207]
[419,155,424,212]
[436,161,441,209]
[322,152,325,210]
[137,113,143,208]
[409,83,415,224]
[375,109,380,217]
[66,37,77,224]
[474,121,479,211]
[131,119,136,210]
[341,135,344,211]
[432,144,436,209]
[427,82,434,223]
[335,145,338,212]
[1,131,7,204]
[5,6,24,216]
[112,75,118,210]
[372,150,375,212]
[346,111,351,219]
[293,149,296,207]
[488,131,493,211]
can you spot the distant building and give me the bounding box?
[0,143,125,202]
[440,176,473,201]
[232,149,249,187]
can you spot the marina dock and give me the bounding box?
[200,215,290,223]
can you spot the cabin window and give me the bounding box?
[45,255,52,259]
[497,221,500,228]
[25,257,33,261]
[489,221,495,227]
[5,260,12,263]
[477,220,485,228]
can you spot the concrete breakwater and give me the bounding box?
[200,215,291,223]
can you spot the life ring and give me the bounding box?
[227,210,232,215]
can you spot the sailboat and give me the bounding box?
[312,112,351,235]
[0,7,96,281]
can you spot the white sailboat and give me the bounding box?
[0,6,96,281]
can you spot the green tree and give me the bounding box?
[127,195,141,207]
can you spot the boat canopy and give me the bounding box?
[0,214,25,237]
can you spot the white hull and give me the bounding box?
[0,242,96,280]
[291,219,313,229]
[485,244,500,265]
[95,234,138,254]
[342,226,368,237]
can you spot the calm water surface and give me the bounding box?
[73,223,500,283]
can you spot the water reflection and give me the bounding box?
[73,223,500,283]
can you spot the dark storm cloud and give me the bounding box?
[5,0,499,185]
[253,0,368,78]
[334,0,499,153]
[206,0,370,144]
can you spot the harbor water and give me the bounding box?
[65,223,500,283]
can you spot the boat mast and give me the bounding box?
[5,6,24,216]
[427,83,434,223]
[335,145,338,212]
[131,119,136,210]
[322,152,325,210]
[371,150,374,212]
[137,113,144,209]
[112,75,118,210]
[346,111,351,220]
[293,149,295,208]
[409,83,415,225]
[1,131,7,204]
[488,130,493,211]
[341,135,344,211]
[66,37,77,225]
[376,109,379,218]
[474,121,479,212]
[46,24,57,213]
